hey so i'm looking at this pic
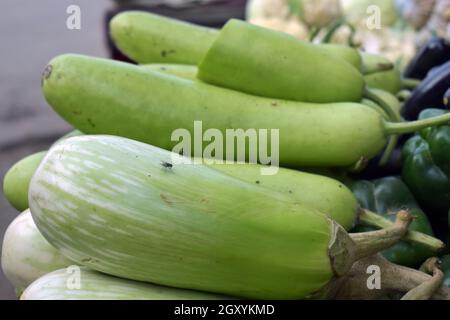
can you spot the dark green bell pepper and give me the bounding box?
[350,176,434,267]
[402,109,450,211]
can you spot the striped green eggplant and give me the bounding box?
[29,135,412,299]
[1,210,72,295]
[5,150,358,231]
[21,268,228,300]
[5,148,444,251]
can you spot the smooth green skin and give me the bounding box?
[442,255,450,287]
[361,99,390,120]
[22,268,229,300]
[364,68,402,94]
[360,52,394,75]
[143,64,197,80]
[110,11,219,65]
[2,130,83,212]
[210,163,358,230]
[110,11,363,70]
[197,19,365,103]
[144,58,363,86]
[43,54,387,168]
[1,210,72,295]
[361,88,402,121]
[369,88,402,116]
[3,151,47,212]
[29,135,335,299]
[402,109,450,210]
[350,177,434,267]
[148,63,394,130]
[319,43,362,71]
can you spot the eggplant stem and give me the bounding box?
[385,113,450,134]
[401,257,444,300]
[359,209,445,251]
[350,210,412,261]
[333,255,450,300]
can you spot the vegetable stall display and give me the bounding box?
[2,11,450,301]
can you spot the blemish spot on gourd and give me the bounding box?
[161,161,173,169]
[161,49,176,57]
[160,194,174,206]
[255,180,260,184]
[271,102,278,107]
[87,118,96,128]
[41,64,53,86]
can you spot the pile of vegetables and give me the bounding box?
[1,11,450,300]
[246,0,450,68]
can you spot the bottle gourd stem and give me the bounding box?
[384,113,450,134]
[359,209,445,251]
[349,210,413,261]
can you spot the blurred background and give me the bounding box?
[0,0,449,299]
[0,0,109,299]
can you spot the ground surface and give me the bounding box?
[0,0,109,299]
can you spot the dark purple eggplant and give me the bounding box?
[404,37,450,80]
[351,146,403,180]
[402,61,450,120]
[445,88,450,107]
